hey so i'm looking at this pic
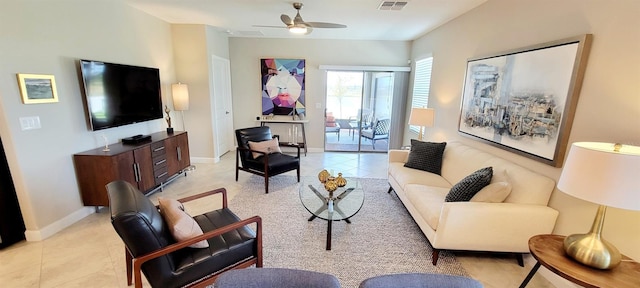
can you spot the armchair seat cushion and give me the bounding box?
[244,153,300,175]
[170,209,257,286]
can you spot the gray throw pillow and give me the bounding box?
[403,140,446,175]
[445,167,493,202]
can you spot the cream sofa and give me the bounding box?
[387,141,559,265]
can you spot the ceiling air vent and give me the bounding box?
[378,1,408,11]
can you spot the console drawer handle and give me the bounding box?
[156,172,168,179]
[153,146,165,152]
[155,159,166,166]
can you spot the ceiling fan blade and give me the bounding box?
[253,25,287,28]
[305,22,347,29]
[280,14,292,25]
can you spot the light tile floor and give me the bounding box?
[0,151,553,288]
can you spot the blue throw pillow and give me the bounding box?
[445,167,493,202]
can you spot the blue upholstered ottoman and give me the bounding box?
[359,273,483,288]
[215,268,341,288]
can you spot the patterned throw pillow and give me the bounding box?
[445,167,493,202]
[248,138,282,159]
[403,140,447,175]
[158,197,209,248]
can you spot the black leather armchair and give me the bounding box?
[107,180,262,288]
[235,126,300,193]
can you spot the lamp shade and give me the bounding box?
[408,107,435,127]
[171,83,190,111]
[557,142,640,211]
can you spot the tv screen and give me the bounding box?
[79,59,163,131]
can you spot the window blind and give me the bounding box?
[410,57,433,133]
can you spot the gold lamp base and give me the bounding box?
[563,205,622,270]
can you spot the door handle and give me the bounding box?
[177,147,182,161]
[225,111,230,114]
[133,163,140,182]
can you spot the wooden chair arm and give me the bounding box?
[176,187,228,209]
[131,215,262,288]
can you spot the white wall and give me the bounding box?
[411,0,640,263]
[228,38,412,149]
[0,0,175,239]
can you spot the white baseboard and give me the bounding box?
[24,207,95,241]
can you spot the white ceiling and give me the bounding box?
[125,0,487,41]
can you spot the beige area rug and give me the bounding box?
[228,175,468,288]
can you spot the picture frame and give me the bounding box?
[17,73,59,104]
[458,34,592,167]
[260,58,306,117]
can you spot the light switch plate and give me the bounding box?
[19,116,41,131]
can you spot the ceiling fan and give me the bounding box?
[254,2,347,35]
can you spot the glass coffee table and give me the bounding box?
[299,177,364,250]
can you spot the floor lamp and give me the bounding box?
[557,142,640,269]
[408,107,434,141]
[172,83,190,131]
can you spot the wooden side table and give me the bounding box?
[519,234,640,288]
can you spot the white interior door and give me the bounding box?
[211,55,234,158]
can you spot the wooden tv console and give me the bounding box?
[73,131,191,207]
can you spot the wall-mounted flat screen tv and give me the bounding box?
[79,59,163,131]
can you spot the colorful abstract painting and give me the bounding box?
[261,58,305,116]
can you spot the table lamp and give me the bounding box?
[408,107,434,141]
[557,142,640,269]
[172,82,190,130]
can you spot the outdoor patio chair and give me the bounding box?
[360,118,391,149]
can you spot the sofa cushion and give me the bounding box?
[403,140,446,175]
[470,182,512,203]
[405,184,449,230]
[248,138,282,159]
[389,162,453,190]
[158,197,209,248]
[445,167,493,202]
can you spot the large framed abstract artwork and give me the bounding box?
[261,58,305,117]
[458,34,592,167]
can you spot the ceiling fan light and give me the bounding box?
[289,26,308,34]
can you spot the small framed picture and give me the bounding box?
[17,73,59,104]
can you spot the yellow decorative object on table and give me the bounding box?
[318,169,330,183]
[324,180,338,193]
[335,173,347,187]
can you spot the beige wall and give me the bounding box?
[228,38,412,149]
[411,0,640,263]
[171,24,231,162]
[0,0,175,238]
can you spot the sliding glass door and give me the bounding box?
[324,71,396,152]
